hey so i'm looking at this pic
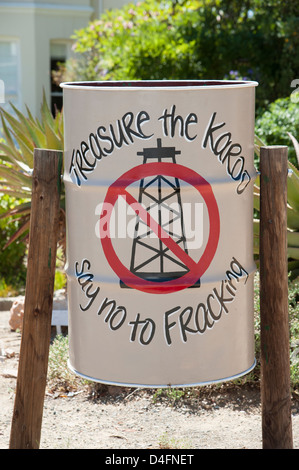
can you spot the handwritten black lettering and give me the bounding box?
[179,307,197,342]
[202,112,251,194]
[97,297,127,331]
[158,105,198,141]
[75,258,100,311]
[163,258,248,345]
[69,110,153,186]
[226,256,249,283]
[129,313,156,345]
[74,257,249,346]
[194,303,212,334]
[164,306,180,346]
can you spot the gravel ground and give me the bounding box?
[1,307,298,450]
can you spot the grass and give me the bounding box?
[158,432,191,449]
[47,273,299,397]
[47,334,85,394]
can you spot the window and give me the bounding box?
[0,39,21,112]
[50,42,68,115]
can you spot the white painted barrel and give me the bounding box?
[61,80,258,387]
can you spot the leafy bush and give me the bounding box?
[57,0,299,110]
[0,92,65,251]
[57,1,202,83]
[255,97,299,167]
[47,334,82,393]
[0,194,27,293]
[254,99,299,281]
[253,134,299,280]
[0,93,65,293]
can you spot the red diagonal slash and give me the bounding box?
[120,189,197,271]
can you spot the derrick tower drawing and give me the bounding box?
[122,138,200,288]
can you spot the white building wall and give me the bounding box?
[91,0,136,19]
[0,0,134,117]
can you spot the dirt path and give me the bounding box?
[1,309,298,450]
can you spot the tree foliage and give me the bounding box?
[57,0,299,109]
[0,194,27,292]
[256,97,299,167]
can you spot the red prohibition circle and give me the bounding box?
[100,162,220,294]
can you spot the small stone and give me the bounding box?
[3,348,15,358]
[9,298,25,331]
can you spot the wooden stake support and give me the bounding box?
[259,145,293,449]
[9,149,62,449]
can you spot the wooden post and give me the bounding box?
[9,149,62,449]
[259,145,293,449]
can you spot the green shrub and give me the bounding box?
[47,334,85,393]
[58,1,202,83]
[0,92,65,253]
[57,0,299,110]
[0,194,27,293]
[255,97,299,167]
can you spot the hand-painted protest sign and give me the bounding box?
[62,80,258,387]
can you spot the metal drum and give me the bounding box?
[61,80,258,387]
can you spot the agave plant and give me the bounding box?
[0,92,65,252]
[254,134,299,279]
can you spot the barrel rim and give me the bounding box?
[60,79,258,91]
[67,359,257,388]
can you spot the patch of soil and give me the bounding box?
[1,310,298,450]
